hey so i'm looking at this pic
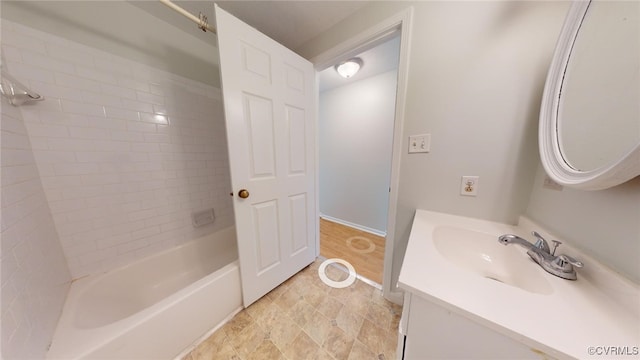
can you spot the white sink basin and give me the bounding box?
[433,226,553,295]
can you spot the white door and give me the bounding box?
[215,5,317,306]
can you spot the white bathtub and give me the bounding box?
[47,227,242,359]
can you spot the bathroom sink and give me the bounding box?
[433,226,553,295]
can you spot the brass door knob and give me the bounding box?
[238,189,250,199]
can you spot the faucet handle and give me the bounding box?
[558,254,583,268]
[551,240,562,256]
[531,231,551,254]
[551,254,584,273]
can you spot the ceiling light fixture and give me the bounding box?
[335,57,363,78]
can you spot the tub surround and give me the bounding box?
[399,210,639,359]
[1,20,234,279]
[1,96,72,359]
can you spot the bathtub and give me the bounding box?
[47,227,242,359]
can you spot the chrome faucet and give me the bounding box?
[498,231,583,280]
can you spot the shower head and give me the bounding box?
[0,69,44,106]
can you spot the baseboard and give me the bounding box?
[319,214,386,237]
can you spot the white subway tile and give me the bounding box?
[28,81,85,102]
[47,138,95,151]
[45,42,95,66]
[68,127,110,140]
[126,121,156,133]
[116,77,149,92]
[32,150,76,164]
[93,56,133,77]
[136,91,164,105]
[1,30,46,53]
[1,45,24,62]
[53,163,100,176]
[60,100,105,117]
[81,91,122,108]
[55,73,102,93]
[100,83,136,100]
[130,226,160,241]
[104,107,139,121]
[86,117,126,131]
[24,123,69,138]
[76,66,117,85]
[110,130,145,142]
[20,49,76,74]
[121,99,153,113]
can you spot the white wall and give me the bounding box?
[1,20,234,279]
[1,1,220,87]
[1,93,71,359]
[526,166,640,283]
[300,1,571,288]
[319,70,397,233]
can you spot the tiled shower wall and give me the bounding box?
[1,95,71,358]
[2,20,234,279]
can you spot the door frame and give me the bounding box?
[311,7,413,305]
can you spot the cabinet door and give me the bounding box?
[404,295,545,359]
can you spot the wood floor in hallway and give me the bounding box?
[319,218,385,284]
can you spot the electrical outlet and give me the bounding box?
[460,176,479,196]
[408,134,431,153]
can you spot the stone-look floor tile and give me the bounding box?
[189,329,240,360]
[343,293,371,317]
[383,329,400,360]
[357,319,390,357]
[254,302,282,330]
[184,259,402,360]
[303,310,333,346]
[348,340,378,360]
[245,339,285,360]
[322,326,355,359]
[316,295,343,319]
[273,287,302,311]
[266,281,290,301]
[245,293,273,320]
[303,283,327,307]
[366,302,392,330]
[267,313,301,350]
[335,306,365,338]
[353,280,375,298]
[288,299,316,327]
[221,311,253,338]
[284,330,321,360]
[228,322,265,358]
[328,286,354,303]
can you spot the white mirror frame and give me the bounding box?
[539,0,640,190]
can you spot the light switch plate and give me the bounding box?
[409,134,430,153]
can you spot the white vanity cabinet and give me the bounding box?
[396,210,639,360]
[398,292,547,359]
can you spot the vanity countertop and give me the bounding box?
[398,210,640,360]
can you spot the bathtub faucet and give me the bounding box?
[498,231,583,280]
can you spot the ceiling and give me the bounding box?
[132,1,371,51]
[2,1,393,88]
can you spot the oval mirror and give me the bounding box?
[539,0,640,190]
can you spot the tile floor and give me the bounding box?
[184,260,402,360]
